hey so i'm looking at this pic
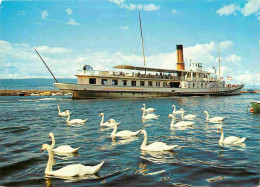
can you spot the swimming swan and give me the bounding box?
[40,144,104,177]
[141,108,159,119]
[168,114,194,128]
[204,111,225,123]
[111,120,140,138]
[142,104,155,113]
[139,130,178,151]
[66,113,87,124]
[58,106,70,117]
[180,112,197,120]
[172,105,183,115]
[49,132,80,154]
[217,125,246,145]
[99,113,120,128]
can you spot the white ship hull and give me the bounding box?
[55,83,244,99]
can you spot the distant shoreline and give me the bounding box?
[0,90,68,96]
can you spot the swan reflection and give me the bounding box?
[140,150,178,164]
[111,137,138,145]
[45,173,101,182]
[135,163,148,174]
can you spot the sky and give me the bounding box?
[0,0,259,86]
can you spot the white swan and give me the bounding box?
[111,120,140,138]
[180,112,197,120]
[99,113,119,128]
[217,125,246,145]
[172,105,183,115]
[204,111,225,123]
[66,113,87,124]
[141,108,159,119]
[58,106,70,117]
[139,130,178,151]
[49,132,80,154]
[142,104,155,113]
[40,144,104,177]
[168,114,194,128]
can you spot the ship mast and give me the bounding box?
[218,40,221,79]
[139,11,146,74]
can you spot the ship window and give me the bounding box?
[193,83,195,88]
[122,80,127,86]
[89,78,96,84]
[201,83,203,88]
[163,82,167,87]
[156,82,160,87]
[101,79,107,85]
[148,81,153,86]
[188,83,190,88]
[132,81,136,86]
[112,80,118,85]
[140,81,145,86]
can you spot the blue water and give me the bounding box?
[0,94,259,186]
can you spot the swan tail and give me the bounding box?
[84,119,88,123]
[169,145,178,150]
[237,137,246,143]
[72,147,80,153]
[93,161,104,174]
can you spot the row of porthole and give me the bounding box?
[105,92,164,96]
[210,88,219,92]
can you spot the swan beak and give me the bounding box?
[217,129,220,133]
[40,148,43,153]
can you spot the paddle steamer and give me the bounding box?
[54,12,243,98]
[54,44,243,99]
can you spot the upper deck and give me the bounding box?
[76,65,220,82]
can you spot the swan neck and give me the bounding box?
[111,124,117,138]
[173,105,176,112]
[58,106,61,114]
[142,109,145,118]
[170,116,175,127]
[205,112,209,120]
[66,113,70,122]
[45,147,54,174]
[100,115,104,126]
[181,112,184,119]
[50,134,55,149]
[141,131,147,148]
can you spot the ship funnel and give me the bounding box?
[176,44,185,70]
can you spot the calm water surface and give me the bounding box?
[0,94,259,186]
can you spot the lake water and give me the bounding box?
[0,94,259,186]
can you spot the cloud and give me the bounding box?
[120,3,160,11]
[225,54,242,65]
[171,9,177,14]
[66,8,72,15]
[219,40,233,50]
[41,10,48,19]
[216,0,260,20]
[36,46,72,54]
[109,0,124,6]
[241,0,260,16]
[17,10,25,16]
[1,39,258,86]
[216,3,240,16]
[67,18,80,26]
[120,26,129,30]
[109,0,160,11]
